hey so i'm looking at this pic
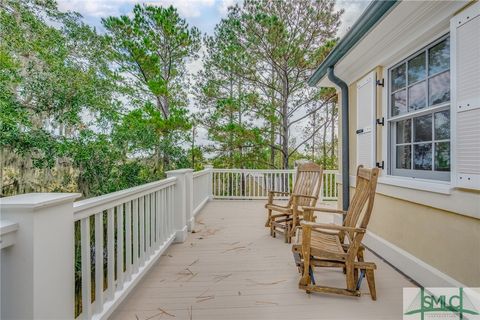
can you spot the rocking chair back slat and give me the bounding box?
[343,166,379,230]
[291,164,322,207]
[266,162,323,243]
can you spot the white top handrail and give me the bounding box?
[0,220,19,236]
[193,168,211,178]
[73,177,177,221]
[213,169,295,173]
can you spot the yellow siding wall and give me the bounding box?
[337,67,480,286]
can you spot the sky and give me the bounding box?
[57,0,370,37]
[56,0,370,149]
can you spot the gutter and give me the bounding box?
[308,1,399,211]
[307,0,399,87]
[327,67,349,211]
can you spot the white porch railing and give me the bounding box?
[212,169,338,201]
[73,178,176,319]
[193,166,213,216]
[0,166,336,320]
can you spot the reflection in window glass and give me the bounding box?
[389,35,451,180]
[414,143,432,170]
[429,71,450,105]
[434,111,450,140]
[408,81,426,111]
[408,52,426,83]
[396,119,411,144]
[391,63,406,92]
[435,142,450,171]
[396,145,411,169]
[429,38,450,75]
[414,114,432,142]
[391,90,407,116]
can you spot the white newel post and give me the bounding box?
[0,193,81,320]
[204,165,214,199]
[166,169,193,242]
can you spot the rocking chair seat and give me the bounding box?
[309,230,346,259]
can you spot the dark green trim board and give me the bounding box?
[308,0,399,86]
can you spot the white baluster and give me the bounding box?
[81,218,92,319]
[125,201,132,280]
[116,204,124,290]
[145,194,150,258]
[139,197,145,266]
[94,212,103,313]
[132,199,139,273]
[107,208,115,301]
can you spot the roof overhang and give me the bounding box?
[309,0,469,87]
[308,0,399,87]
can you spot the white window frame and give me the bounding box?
[387,34,451,182]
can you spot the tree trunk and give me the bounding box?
[281,97,289,169]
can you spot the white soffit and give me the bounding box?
[319,0,468,87]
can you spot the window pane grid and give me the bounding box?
[388,34,450,181]
[393,109,450,172]
[389,35,450,117]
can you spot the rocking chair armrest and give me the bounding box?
[300,221,366,234]
[301,206,347,216]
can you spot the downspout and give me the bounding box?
[327,66,349,211]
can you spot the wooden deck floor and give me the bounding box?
[111,200,415,320]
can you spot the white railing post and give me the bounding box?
[0,193,81,319]
[166,169,193,242]
[204,165,214,199]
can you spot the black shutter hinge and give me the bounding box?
[376,117,385,126]
[376,161,384,170]
[376,79,384,87]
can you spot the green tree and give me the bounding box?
[211,0,342,168]
[0,0,120,196]
[196,9,270,169]
[103,5,200,172]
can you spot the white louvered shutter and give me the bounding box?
[451,2,480,190]
[356,71,377,168]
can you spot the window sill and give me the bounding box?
[377,175,453,195]
[337,173,478,218]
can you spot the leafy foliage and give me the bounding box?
[0,1,201,197]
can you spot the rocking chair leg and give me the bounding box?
[366,269,377,301]
[265,209,272,227]
[345,264,356,291]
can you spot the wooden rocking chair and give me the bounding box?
[292,166,379,300]
[265,162,323,243]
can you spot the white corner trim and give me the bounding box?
[364,231,466,288]
[193,197,209,217]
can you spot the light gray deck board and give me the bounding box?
[111,200,415,320]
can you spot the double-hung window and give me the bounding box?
[388,35,451,181]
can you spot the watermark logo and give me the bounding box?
[403,287,480,320]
